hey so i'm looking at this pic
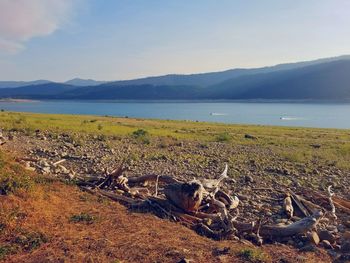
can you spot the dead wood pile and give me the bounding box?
[76,162,350,261]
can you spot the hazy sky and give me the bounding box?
[0,0,349,81]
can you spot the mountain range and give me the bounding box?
[1,55,350,101]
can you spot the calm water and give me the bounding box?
[1,100,350,129]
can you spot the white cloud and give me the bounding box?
[0,0,76,54]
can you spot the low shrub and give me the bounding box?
[215,132,231,142]
[70,213,95,224]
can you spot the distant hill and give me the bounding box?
[0,78,106,89]
[206,60,350,100]
[101,55,350,87]
[64,78,108,87]
[0,80,51,88]
[0,83,76,98]
[0,55,350,101]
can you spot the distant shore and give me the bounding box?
[0,98,38,103]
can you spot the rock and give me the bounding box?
[237,194,249,201]
[58,165,69,174]
[318,230,336,243]
[24,166,36,172]
[38,159,51,167]
[341,241,350,253]
[319,217,330,224]
[326,225,338,233]
[244,175,254,183]
[287,240,295,246]
[244,134,257,140]
[276,219,289,224]
[344,219,350,228]
[320,240,333,249]
[67,173,75,180]
[177,258,191,263]
[338,224,346,233]
[339,254,350,262]
[327,250,338,259]
[307,231,320,245]
[343,231,350,241]
[291,216,301,222]
[310,144,321,149]
[265,211,273,217]
[42,166,51,174]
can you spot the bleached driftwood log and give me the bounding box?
[327,185,337,220]
[200,164,228,190]
[283,193,294,218]
[233,211,323,238]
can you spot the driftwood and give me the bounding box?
[299,188,350,214]
[260,211,323,238]
[233,211,323,238]
[290,192,310,217]
[127,174,181,185]
[76,163,330,244]
[200,164,228,190]
[327,185,337,220]
[283,194,294,218]
[53,159,66,166]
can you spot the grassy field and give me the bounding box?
[1,111,350,170]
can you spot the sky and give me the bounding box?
[0,0,350,82]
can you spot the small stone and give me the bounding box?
[344,219,350,228]
[244,175,254,183]
[297,241,304,248]
[244,134,257,140]
[237,194,249,200]
[307,231,320,245]
[338,224,346,233]
[326,225,338,233]
[320,240,333,249]
[25,166,36,172]
[265,211,273,217]
[177,259,191,263]
[42,166,51,174]
[319,217,330,224]
[339,254,350,261]
[58,165,69,174]
[275,219,288,224]
[327,250,338,258]
[343,231,350,240]
[287,240,295,246]
[39,160,50,167]
[318,230,336,243]
[341,241,350,253]
[290,216,301,222]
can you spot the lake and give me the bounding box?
[0,100,350,129]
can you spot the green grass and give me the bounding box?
[69,213,95,224]
[0,152,34,195]
[0,245,13,260]
[13,230,48,252]
[1,111,350,170]
[237,248,268,263]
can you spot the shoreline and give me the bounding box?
[0,98,38,103]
